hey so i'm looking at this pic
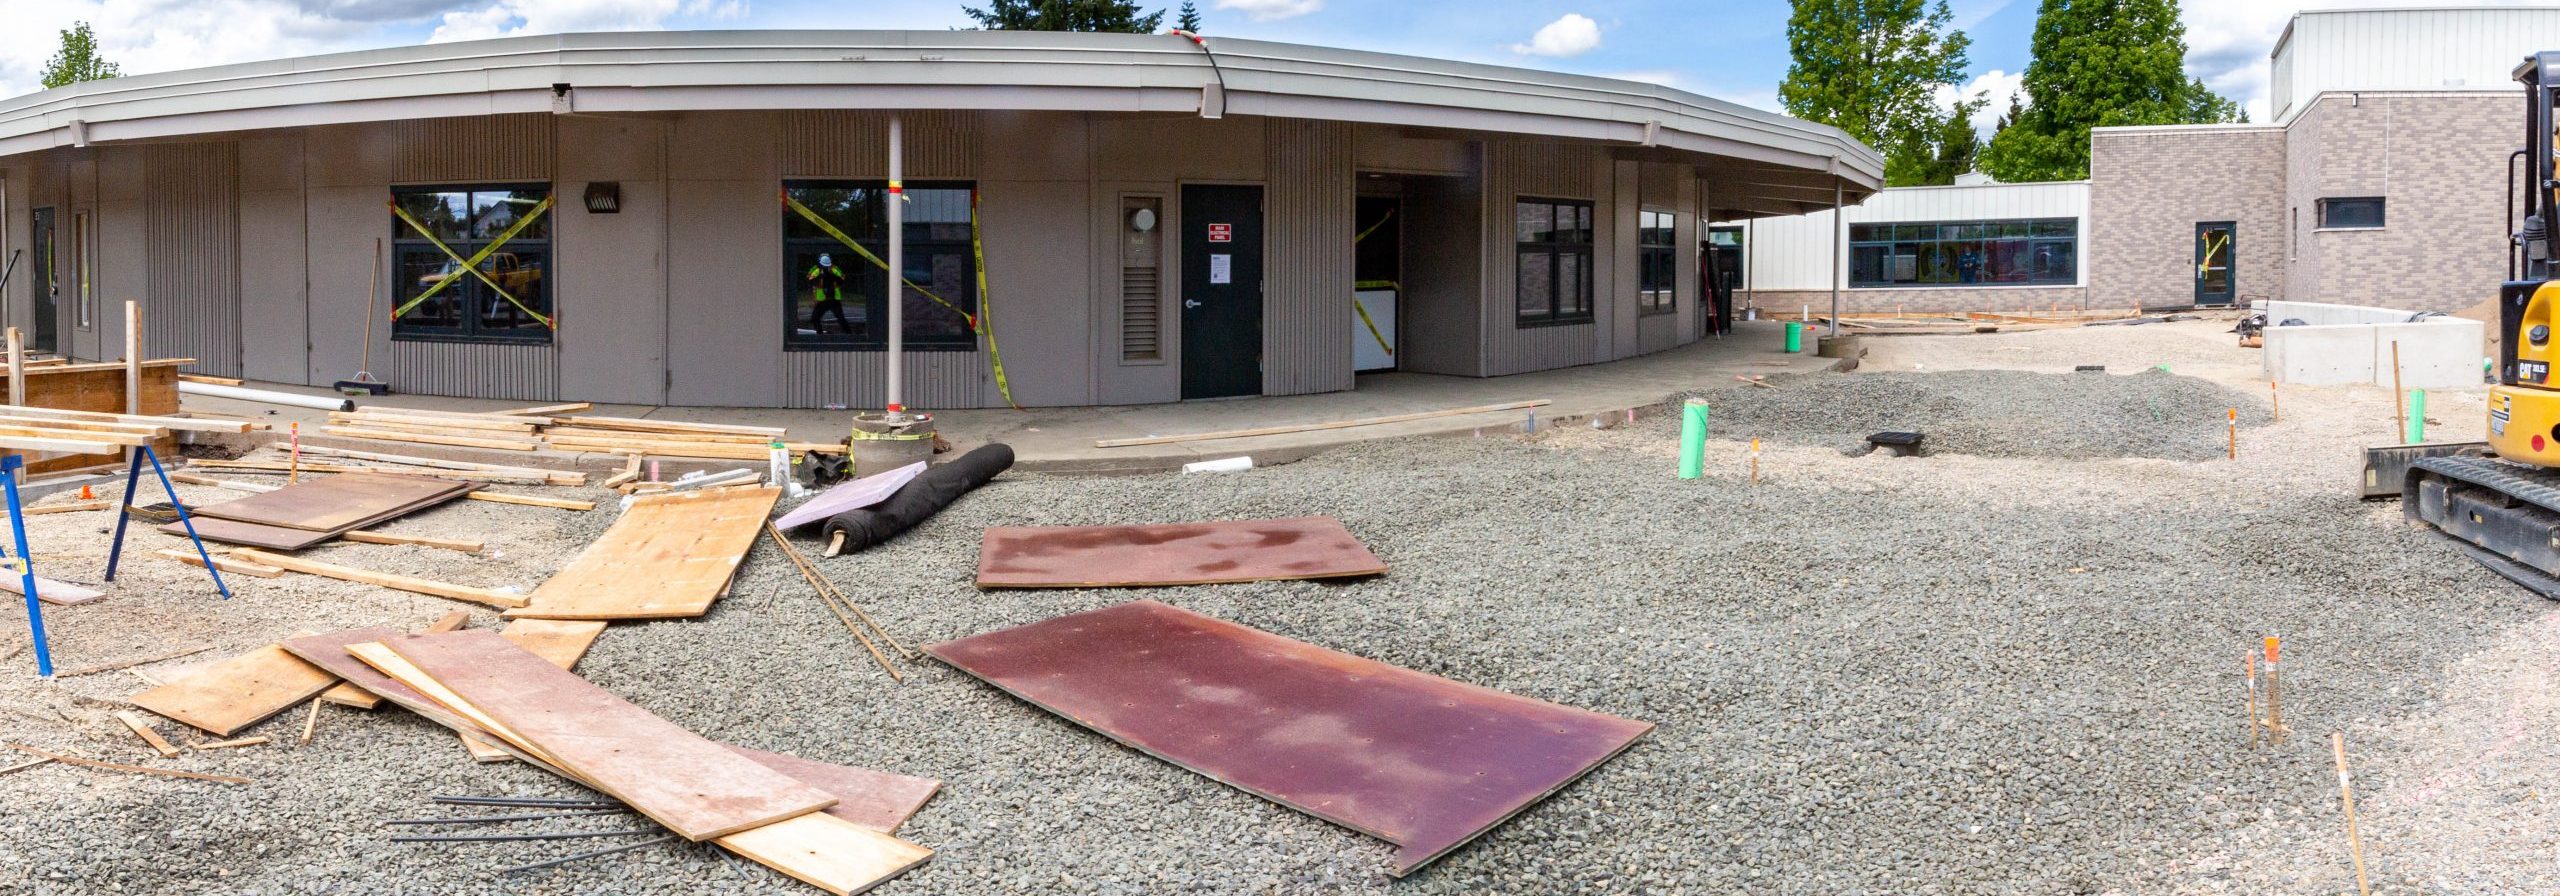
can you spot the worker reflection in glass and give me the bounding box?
[805,253,852,334]
[1956,246,1983,284]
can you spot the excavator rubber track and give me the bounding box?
[2405,454,2560,582]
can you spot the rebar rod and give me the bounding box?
[392,828,660,844]
[385,809,629,826]
[498,834,679,875]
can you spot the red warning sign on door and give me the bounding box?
[1207,223,1233,243]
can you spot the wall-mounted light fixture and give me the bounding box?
[583,181,621,214]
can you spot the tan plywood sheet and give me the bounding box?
[379,630,835,841]
[128,644,337,737]
[714,812,933,896]
[505,487,780,620]
[498,618,608,669]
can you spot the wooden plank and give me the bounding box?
[321,426,541,452]
[375,630,837,841]
[0,414,163,436]
[330,411,541,432]
[152,548,285,578]
[169,472,278,492]
[1092,399,1553,448]
[543,426,773,445]
[230,548,526,609]
[0,433,121,454]
[55,643,214,678]
[191,459,562,486]
[553,414,787,437]
[0,423,152,446]
[124,301,140,418]
[5,743,249,785]
[20,499,110,515]
[467,492,594,511]
[178,373,245,386]
[189,472,473,533]
[344,530,484,553]
[498,618,607,670]
[116,711,183,758]
[0,574,108,607]
[6,327,21,407]
[280,627,426,715]
[0,403,254,434]
[290,444,580,479]
[502,402,592,416]
[976,516,1389,589]
[506,487,780,620]
[193,736,268,750]
[726,746,939,834]
[460,732,513,763]
[127,643,339,737]
[714,812,934,896]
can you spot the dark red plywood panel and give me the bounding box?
[926,600,1651,875]
[975,516,1388,588]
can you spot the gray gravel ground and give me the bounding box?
[1,320,2551,895]
[1688,368,2271,460]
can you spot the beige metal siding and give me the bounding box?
[1263,119,1354,396]
[1483,141,1601,377]
[784,350,982,409]
[384,340,556,400]
[377,115,560,398]
[779,111,978,178]
[143,143,241,376]
[391,114,553,183]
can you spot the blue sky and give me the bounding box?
[0,1,2437,123]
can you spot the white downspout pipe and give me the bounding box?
[885,114,906,418]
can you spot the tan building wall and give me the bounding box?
[2088,126,2288,309]
[2285,93,2509,313]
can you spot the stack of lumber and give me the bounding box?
[193,444,587,487]
[0,405,252,458]
[336,630,933,893]
[320,405,839,461]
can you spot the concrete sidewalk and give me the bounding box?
[183,321,1840,472]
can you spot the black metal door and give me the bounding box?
[2195,221,2236,307]
[29,207,56,352]
[1181,185,1263,400]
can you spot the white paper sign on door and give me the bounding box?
[1209,254,1232,285]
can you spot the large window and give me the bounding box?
[390,184,554,343]
[1638,210,1677,315]
[2318,197,2385,229]
[783,181,977,351]
[1516,198,1594,326]
[1848,218,2076,288]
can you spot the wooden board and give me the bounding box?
[190,472,472,533]
[379,630,836,841]
[0,574,107,606]
[505,487,781,620]
[229,548,525,608]
[128,644,339,737]
[726,746,939,834]
[116,711,182,758]
[926,600,1652,876]
[281,628,408,712]
[0,363,184,475]
[152,548,287,578]
[498,618,607,669]
[714,812,934,896]
[975,516,1389,589]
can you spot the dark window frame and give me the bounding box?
[1515,197,1595,328]
[1846,217,2078,289]
[2317,197,2386,230]
[1637,209,1678,316]
[389,182,555,345]
[782,179,980,353]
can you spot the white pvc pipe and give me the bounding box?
[885,114,904,414]
[178,381,353,412]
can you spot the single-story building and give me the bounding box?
[1722,4,2557,316]
[0,30,1880,408]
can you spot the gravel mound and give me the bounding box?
[1684,368,2271,460]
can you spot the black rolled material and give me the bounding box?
[821,443,1014,553]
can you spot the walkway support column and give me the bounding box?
[886,114,906,418]
[1829,179,1842,337]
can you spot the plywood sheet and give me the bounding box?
[974,516,1388,589]
[498,618,608,669]
[161,517,338,551]
[278,627,419,707]
[715,812,933,896]
[726,746,939,834]
[190,472,471,532]
[128,643,338,737]
[380,630,835,841]
[926,600,1652,876]
[505,487,781,620]
[0,574,107,606]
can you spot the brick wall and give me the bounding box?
[2088,126,2288,309]
[2287,93,2510,312]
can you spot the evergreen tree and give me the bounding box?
[1177,0,1202,32]
[963,0,1166,33]
[1980,0,2245,182]
[39,22,120,90]
[1899,94,1986,185]
[1778,0,1973,188]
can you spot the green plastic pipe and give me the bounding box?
[1784,322,1803,353]
[2405,389,2426,444]
[1678,399,1709,479]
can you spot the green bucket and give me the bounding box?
[1784,321,1804,353]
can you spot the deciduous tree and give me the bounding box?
[40,22,120,90]
[1779,0,1974,187]
[1980,0,2246,182]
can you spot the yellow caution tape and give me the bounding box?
[388,197,558,329]
[1353,208,1395,245]
[780,191,976,328]
[2198,231,2229,277]
[970,189,1022,410]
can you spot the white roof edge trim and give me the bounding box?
[0,30,1882,189]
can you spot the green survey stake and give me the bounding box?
[1678,399,1709,479]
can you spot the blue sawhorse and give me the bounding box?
[9,445,229,678]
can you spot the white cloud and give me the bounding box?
[430,0,742,44]
[0,0,404,100]
[1212,0,1321,22]
[1935,68,2024,138]
[1510,13,1600,58]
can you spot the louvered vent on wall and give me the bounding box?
[1121,195,1164,362]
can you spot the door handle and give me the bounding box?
[1184,299,1203,309]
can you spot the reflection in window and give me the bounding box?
[783,181,978,351]
[1516,198,1594,326]
[1847,218,2077,288]
[390,184,553,343]
[1639,210,1677,315]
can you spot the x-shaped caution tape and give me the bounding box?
[388,197,558,329]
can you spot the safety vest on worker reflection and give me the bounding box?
[806,264,847,302]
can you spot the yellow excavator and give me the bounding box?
[2384,51,2560,591]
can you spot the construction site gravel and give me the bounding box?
[2,320,2554,895]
